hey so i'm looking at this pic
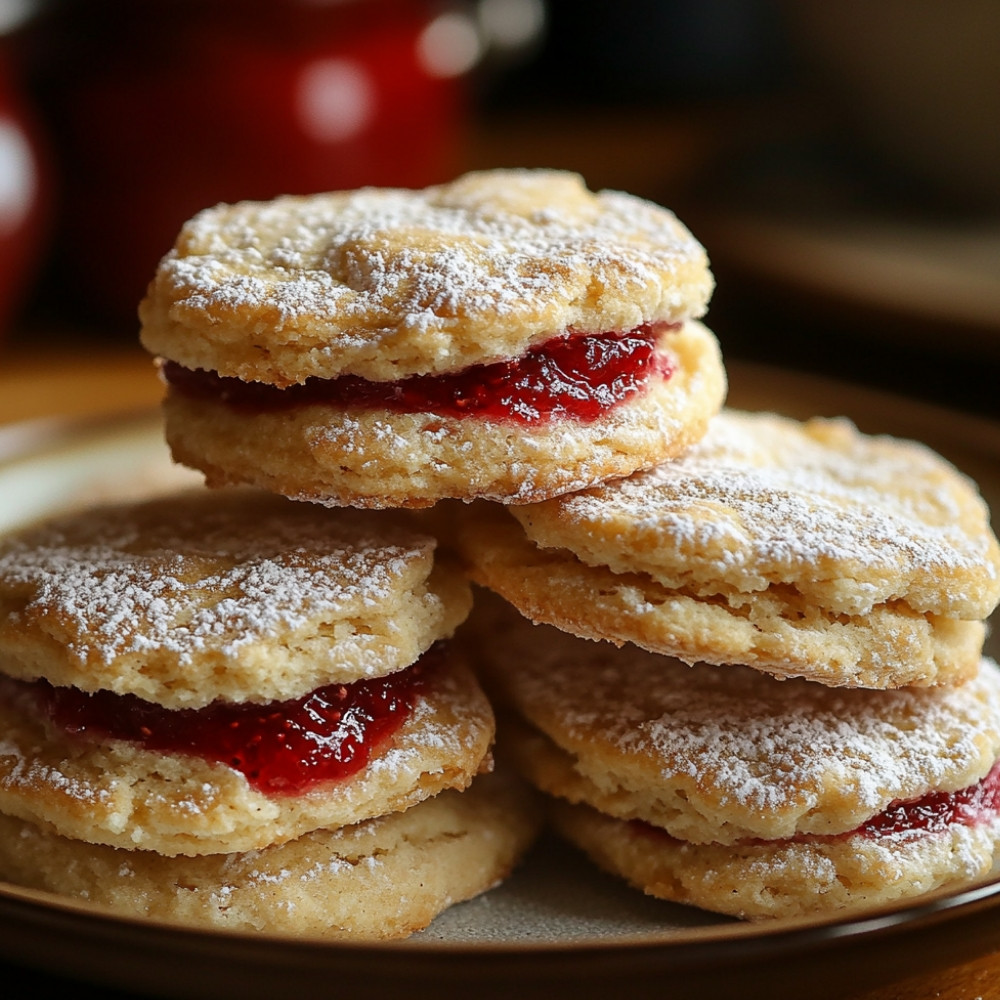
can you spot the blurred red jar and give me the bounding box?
[32,0,477,324]
[0,35,47,337]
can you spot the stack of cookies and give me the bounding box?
[0,489,537,937]
[459,410,1000,918]
[0,168,998,931]
[0,169,724,937]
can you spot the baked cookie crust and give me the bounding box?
[472,610,1000,845]
[462,410,1000,687]
[139,169,714,385]
[551,798,1000,921]
[0,489,471,707]
[0,769,540,939]
[162,319,725,508]
[0,649,493,856]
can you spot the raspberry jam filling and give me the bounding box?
[635,759,1000,847]
[162,323,677,425]
[25,651,436,796]
[855,758,1000,839]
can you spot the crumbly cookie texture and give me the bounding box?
[0,769,541,939]
[471,606,1000,845]
[139,169,713,385]
[550,799,1000,921]
[462,409,1000,688]
[0,649,493,856]
[162,320,725,508]
[0,489,471,707]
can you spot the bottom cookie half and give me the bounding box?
[550,798,1000,921]
[0,770,540,940]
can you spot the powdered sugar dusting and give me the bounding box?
[0,737,115,807]
[0,494,435,669]
[526,410,1000,616]
[614,662,996,814]
[505,616,1000,833]
[169,179,702,333]
[143,171,712,382]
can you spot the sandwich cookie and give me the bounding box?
[139,169,725,508]
[475,606,1000,920]
[459,409,1000,688]
[0,490,494,857]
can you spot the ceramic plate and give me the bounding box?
[0,366,998,1000]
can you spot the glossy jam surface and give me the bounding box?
[34,655,433,796]
[856,758,1000,839]
[633,759,1000,847]
[163,324,676,425]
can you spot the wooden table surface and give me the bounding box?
[1,343,999,1000]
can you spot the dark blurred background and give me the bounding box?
[0,0,996,417]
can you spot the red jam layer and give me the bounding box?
[856,758,1000,839]
[634,759,1000,847]
[162,324,677,425]
[29,652,435,796]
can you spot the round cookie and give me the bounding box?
[139,169,726,507]
[0,769,541,939]
[0,488,493,855]
[474,610,1000,918]
[0,489,471,708]
[461,409,1000,687]
[140,169,714,383]
[160,319,724,508]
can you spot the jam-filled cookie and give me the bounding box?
[0,768,540,939]
[139,169,725,507]
[476,607,1000,919]
[0,490,494,856]
[460,409,1000,689]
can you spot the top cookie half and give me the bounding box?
[139,169,714,384]
[0,489,471,709]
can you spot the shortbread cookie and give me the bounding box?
[461,410,1000,688]
[140,169,714,384]
[475,612,1000,918]
[0,768,540,939]
[0,489,494,855]
[139,169,726,507]
[0,489,471,708]
[157,319,724,508]
[550,796,1000,921]
[0,638,493,856]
